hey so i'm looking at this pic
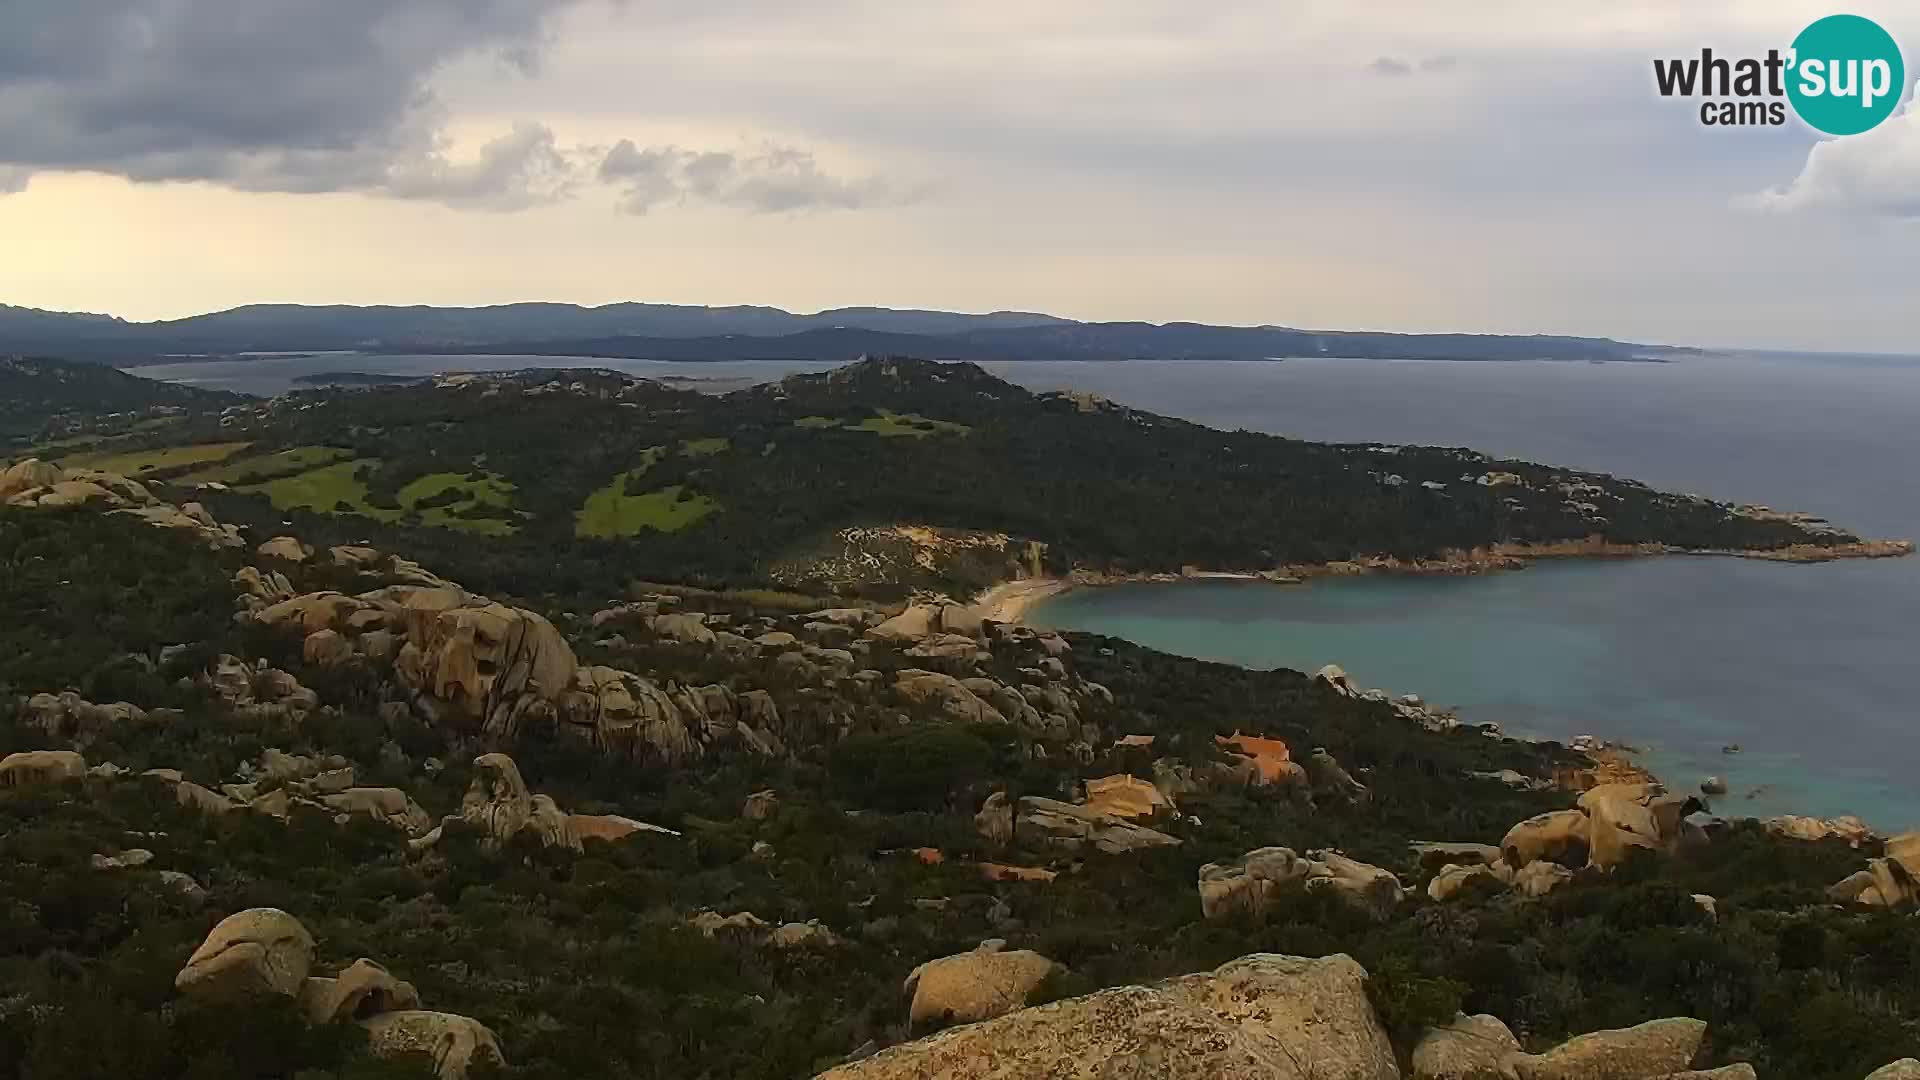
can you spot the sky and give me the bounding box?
[0,1,1916,352]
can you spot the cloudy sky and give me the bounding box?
[1,1,1915,351]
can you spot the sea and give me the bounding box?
[131,349,1920,830]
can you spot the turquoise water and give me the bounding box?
[136,349,1920,828]
[1013,352,1920,831]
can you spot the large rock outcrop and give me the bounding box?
[1827,832,1920,909]
[1508,1017,1707,1080]
[1014,795,1180,854]
[394,596,578,733]
[300,958,421,1025]
[362,1010,506,1080]
[905,940,1063,1028]
[1412,1012,1523,1080]
[173,907,499,1078]
[823,952,1395,1080]
[0,749,87,787]
[1081,774,1170,819]
[3,459,244,548]
[175,908,317,1000]
[1199,847,1404,922]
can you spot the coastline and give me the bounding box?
[973,535,1916,625]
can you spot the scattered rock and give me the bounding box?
[1428,863,1509,903]
[975,791,1014,846]
[301,958,421,1025]
[1509,1017,1707,1080]
[0,749,87,787]
[1411,1012,1521,1080]
[1015,795,1180,854]
[175,908,316,1000]
[91,848,155,870]
[768,921,845,949]
[258,536,313,562]
[362,1010,505,1080]
[904,940,1063,1028]
[1080,774,1170,819]
[690,910,771,938]
[743,789,780,821]
[1700,776,1728,796]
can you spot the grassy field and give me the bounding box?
[62,440,252,475]
[680,436,731,456]
[394,471,519,536]
[856,411,972,437]
[241,460,400,522]
[181,445,348,485]
[790,411,971,437]
[576,475,719,537]
[241,461,519,535]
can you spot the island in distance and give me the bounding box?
[0,299,1695,364]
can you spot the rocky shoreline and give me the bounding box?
[975,564,1910,846]
[973,534,1916,624]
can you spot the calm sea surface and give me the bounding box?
[133,350,1920,828]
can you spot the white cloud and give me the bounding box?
[1742,85,1920,218]
[382,122,586,211]
[599,140,924,214]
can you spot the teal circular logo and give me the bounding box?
[1787,14,1905,135]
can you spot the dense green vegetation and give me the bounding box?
[61,440,252,475]
[0,356,240,442]
[9,356,1823,605]
[0,509,1916,1079]
[0,358,1913,1079]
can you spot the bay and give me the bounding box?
[1013,352,1920,830]
[132,348,1920,827]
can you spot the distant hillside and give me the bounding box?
[0,355,1841,602]
[0,299,1674,364]
[0,356,238,440]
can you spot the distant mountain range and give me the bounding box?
[0,301,1682,364]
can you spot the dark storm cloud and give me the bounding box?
[599,139,925,214]
[0,1,590,207]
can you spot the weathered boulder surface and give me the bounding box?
[1827,832,1920,909]
[822,952,1396,1080]
[1412,1012,1522,1080]
[1428,862,1510,903]
[1081,774,1169,819]
[395,597,577,733]
[258,536,313,562]
[743,789,780,821]
[4,460,244,547]
[1199,847,1307,920]
[894,669,1005,725]
[1015,795,1180,854]
[1199,847,1403,921]
[1509,1017,1707,1080]
[1865,1060,1920,1080]
[1501,810,1590,869]
[175,908,316,1000]
[301,958,421,1025]
[362,1010,505,1080]
[905,940,1063,1028]
[323,788,434,835]
[23,692,148,742]
[1766,814,1874,846]
[975,791,1014,846]
[0,749,86,787]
